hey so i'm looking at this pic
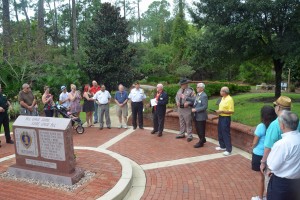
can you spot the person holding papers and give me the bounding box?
[151,84,168,137]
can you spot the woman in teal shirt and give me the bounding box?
[251,106,277,200]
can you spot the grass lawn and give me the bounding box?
[208,93,300,127]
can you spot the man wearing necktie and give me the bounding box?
[182,83,208,148]
[151,84,168,137]
[175,79,194,141]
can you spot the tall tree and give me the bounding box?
[190,0,300,97]
[83,3,136,90]
[141,0,171,45]
[2,0,12,59]
[72,0,78,56]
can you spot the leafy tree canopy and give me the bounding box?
[83,3,136,91]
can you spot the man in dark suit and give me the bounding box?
[151,84,169,137]
[182,83,208,148]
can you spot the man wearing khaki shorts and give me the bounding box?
[115,84,129,128]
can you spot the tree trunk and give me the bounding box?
[20,0,31,47]
[36,0,45,64]
[72,0,78,56]
[2,0,11,59]
[123,0,126,18]
[13,0,22,40]
[53,0,59,47]
[273,59,283,98]
[137,0,141,42]
[69,0,73,51]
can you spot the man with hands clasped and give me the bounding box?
[181,83,208,148]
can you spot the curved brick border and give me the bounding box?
[132,109,255,153]
[75,147,134,200]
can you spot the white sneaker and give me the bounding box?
[251,196,264,200]
[215,147,226,151]
[118,124,122,128]
[123,125,128,129]
[223,151,231,156]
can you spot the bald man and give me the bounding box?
[151,84,168,137]
[215,87,234,156]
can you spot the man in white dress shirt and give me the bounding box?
[128,81,146,129]
[93,84,111,130]
[266,110,300,200]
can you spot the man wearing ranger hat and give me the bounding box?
[260,96,300,173]
[176,78,195,142]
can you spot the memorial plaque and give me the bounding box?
[15,128,39,157]
[9,116,84,185]
[39,130,65,161]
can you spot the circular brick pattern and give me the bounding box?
[0,150,122,200]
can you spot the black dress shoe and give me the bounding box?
[176,134,185,139]
[158,132,162,137]
[151,130,157,134]
[194,142,204,148]
[6,140,14,144]
[133,127,137,130]
[187,137,193,142]
[139,127,144,129]
[94,121,98,124]
[203,138,207,143]
[99,127,103,130]
[107,127,111,129]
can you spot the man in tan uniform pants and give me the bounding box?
[175,79,195,142]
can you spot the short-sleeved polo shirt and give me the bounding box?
[115,91,128,104]
[219,95,234,117]
[264,118,300,148]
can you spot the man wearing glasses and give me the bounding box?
[18,83,37,116]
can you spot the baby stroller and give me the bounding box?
[54,103,84,134]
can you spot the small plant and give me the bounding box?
[8,102,21,120]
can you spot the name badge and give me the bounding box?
[160,98,163,100]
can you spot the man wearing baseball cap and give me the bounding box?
[59,85,70,109]
[260,96,300,173]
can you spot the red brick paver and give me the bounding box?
[0,150,122,200]
[0,134,15,158]
[142,155,259,200]
[108,129,219,164]
[72,127,124,147]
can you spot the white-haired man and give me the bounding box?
[183,83,208,148]
[90,80,101,124]
[266,111,300,200]
[151,84,168,137]
[215,86,234,156]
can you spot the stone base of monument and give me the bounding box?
[8,165,84,185]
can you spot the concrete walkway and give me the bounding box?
[0,105,260,200]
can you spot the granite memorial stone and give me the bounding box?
[8,116,84,185]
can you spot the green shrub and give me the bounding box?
[8,102,20,120]
[146,75,180,84]
[164,83,250,104]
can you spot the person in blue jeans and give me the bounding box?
[251,106,277,200]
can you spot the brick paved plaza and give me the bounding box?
[0,125,259,200]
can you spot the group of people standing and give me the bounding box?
[251,96,300,200]
[173,79,234,156]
